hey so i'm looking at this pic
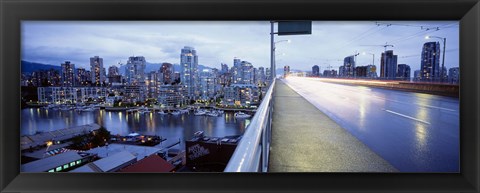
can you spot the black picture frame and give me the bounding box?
[1,0,479,192]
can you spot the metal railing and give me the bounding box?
[224,79,276,172]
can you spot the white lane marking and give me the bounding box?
[383,109,431,125]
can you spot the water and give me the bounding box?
[21,108,251,148]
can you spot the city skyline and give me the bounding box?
[22,21,459,74]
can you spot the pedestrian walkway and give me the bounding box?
[268,80,397,172]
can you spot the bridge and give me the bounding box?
[224,77,459,172]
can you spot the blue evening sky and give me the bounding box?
[21,21,459,73]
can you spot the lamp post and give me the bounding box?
[425,35,447,82]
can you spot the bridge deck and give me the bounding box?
[268,80,397,172]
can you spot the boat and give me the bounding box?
[194,110,206,116]
[217,110,224,114]
[179,109,189,114]
[81,107,95,112]
[234,112,251,118]
[139,110,151,114]
[157,111,167,115]
[207,111,219,117]
[170,111,181,115]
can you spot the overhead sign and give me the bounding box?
[278,21,312,36]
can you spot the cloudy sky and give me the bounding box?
[22,21,459,74]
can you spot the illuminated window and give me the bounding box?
[76,160,81,164]
[70,162,76,167]
[63,164,69,169]
[56,166,62,172]
[48,169,55,172]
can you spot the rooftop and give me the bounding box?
[119,154,174,173]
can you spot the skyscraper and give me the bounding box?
[159,63,174,84]
[343,56,355,78]
[284,65,290,78]
[221,63,229,74]
[448,67,460,84]
[380,50,398,79]
[61,61,75,87]
[180,46,199,98]
[125,56,146,86]
[108,65,119,77]
[397,64,411,80]
[90,56,105,86]
[312,65,320,77]
[76,67,88,86]
[241,61,254,84]
[420,42,441,81]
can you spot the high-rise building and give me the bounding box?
[125,56,146,85]
[343,56,355,78]
[180,46,199,98]
[366,65,377,78]
[256,67,266,85]
[107,65,122,84]
[221,63,229,74]
[355,66,368,77]
[233,58,241,68]
[241,61,254,84]
[414,70,422,81]
[420,42,441,81]
[108,65,119,77]
[397,64,411,80]
[75,67,88,86]
[146,71,158,98]
[448,67,460,84]
[199,69,217,100]
[61,61,76,87]
[339,66,345,77]
[90,56,105,86]
[380,50,398,79]
[284,65,290,78]
[312,65,320,77]
[159,63,174,84]
[265,68,271,81]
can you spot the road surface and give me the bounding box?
[282,77,459,172]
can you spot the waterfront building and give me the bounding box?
[312,65,320,77]
[448,67,460,84]
[157,84,188,108]
[37,87,108,104]
[397,64,411,80]
[233,58,241,68]
[90,56,106,86]
[21,151,95,172]
[343,56,355,78]
[420,42,441,81]
[61,61,76,87]
[124,85,147,103]
[180,46,199,99]
[223,84,259,106]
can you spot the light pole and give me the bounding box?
[426,35,447,82]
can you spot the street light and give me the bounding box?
[362,52,375,66]
[425,35,447,82]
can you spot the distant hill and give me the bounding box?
[21,60,61,74]
[22,60,214,76]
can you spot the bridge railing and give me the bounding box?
[224,79,276,172]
